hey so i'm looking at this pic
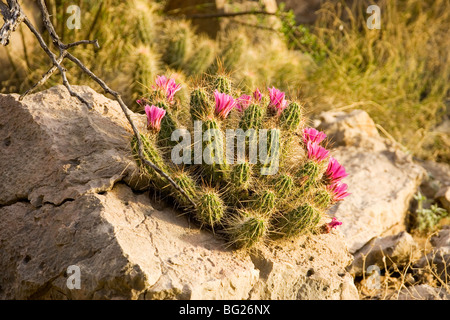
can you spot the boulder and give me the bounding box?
[317,110,426,253]
[348,231,419,276]
[0,86,358,300]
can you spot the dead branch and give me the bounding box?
[0,0,196,207]
[175,10,279,20]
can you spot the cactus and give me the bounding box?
[280,102,302,132]
[171,169,199,208]
[184,37,215,76]
[131,46,160,109]
[277,203,321,237]
[225,210,269,248]
[156,102,178,149]
[239,104,265,131]
[214,74,232,95]
[190,88,212,121]
[252,189,276,214]
[195,187,226,228]
[230,161,252,190]
[274,173,294,199]
[163,23,191,69]
[132,74,350,249]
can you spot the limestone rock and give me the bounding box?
[0,86,358,300]
[317,109,425,253]
[328,146,425,253]
[317,109,387,152]
[0,85,148,208]
[348,231,419,276]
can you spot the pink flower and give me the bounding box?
[152,75,182,103]
[328,217,343,229]
[306,141,330,162]
[303,128,327,145]
[236,94,252,112]
[268,86,287,115]
[325,157,348,184]
[327,181,350,202]
[144,105,166,132]
[253,88,262,102]
[214,90,237,119]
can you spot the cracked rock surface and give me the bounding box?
[0,86,358,300]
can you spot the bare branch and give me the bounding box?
[1,0,196,207]
[64,39,100,50]
[0,0,24,45]
[178,10,279,20]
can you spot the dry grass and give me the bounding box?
[299,0,450,162]
[356,230,449,300]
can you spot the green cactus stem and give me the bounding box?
[314,187,332,209]
[156,102,178,149]
[239,104,264,132]
[274,173,294,199]
[280,102,302,132]
[195,188,226,228]
[231,162,252,187]
[190,88,212,121]
[131,133,169,188]
[214,74,232,94]
[171,170,199,208]
[278,203,321,237]
[226,210,269,248]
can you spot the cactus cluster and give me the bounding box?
[133,73,350,249]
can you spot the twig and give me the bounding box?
[0,0,196,208]
[177,10,279,20]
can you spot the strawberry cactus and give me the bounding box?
[132,73,349,248]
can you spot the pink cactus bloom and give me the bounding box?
[303,127,327,145]
[236,94,252,112]
[144,105,166,132]
[328,217,343,229]
[214,90,237,119]
[325,157,348,183]
[268,86,287,115]
[153,75,182,103]
[306,141,330,162]
[327,181,350,202]
[253,88,263,102]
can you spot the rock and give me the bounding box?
[348,231,419,276]
[317,109,387,152]
[0,85,147,208]
[418,160,450,199]
[0,86,358,300]
[328,146,425,253]
[317,110,425,253]
[431,227,450,248]
[414,227,450,283]
[435,187,450,213]
[394,284,450,300]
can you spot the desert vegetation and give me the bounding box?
[0,0,448,301]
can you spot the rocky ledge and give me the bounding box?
[0,86,358,300]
